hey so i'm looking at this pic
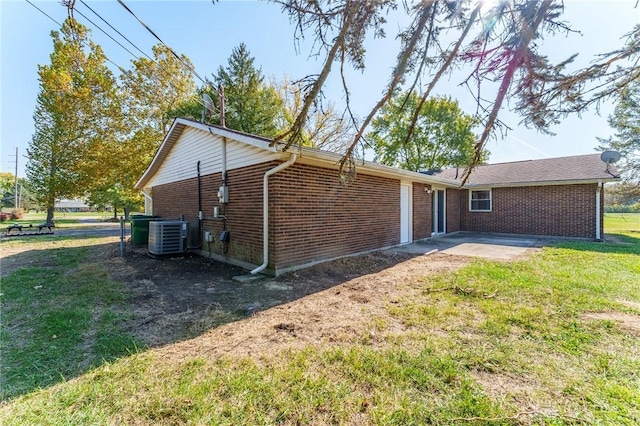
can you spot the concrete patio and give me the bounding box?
[391,233,539,260]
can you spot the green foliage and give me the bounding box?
[368,92,483,171]
[26,18,119,222]
[603,81,640,182]
[212,43,282,137]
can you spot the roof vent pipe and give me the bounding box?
[250,153,298,275]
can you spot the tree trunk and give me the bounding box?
[46,207,54,224]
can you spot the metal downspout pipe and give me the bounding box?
[250,153,298,275]
[596,180,602,241]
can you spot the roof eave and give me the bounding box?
[295,146,461,187]
[463,177,620,188]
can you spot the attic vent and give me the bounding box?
[148,221,188,255]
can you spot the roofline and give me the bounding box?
[136,119,617,191]
[464,177,620,189]
[294,146,461,187]
[135,118,461,189]
[135,118,279,189]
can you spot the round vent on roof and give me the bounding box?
[600,150,621,164]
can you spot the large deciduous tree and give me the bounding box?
[274,78,353,152]
[26,18,118,223]
[86,44,197,218]
[369,92,481,172]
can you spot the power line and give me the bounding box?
[78,0,154,62]
[26,0,212,116]
[116,0,207,85]
[75,0,209,111]
[25,0,122,70]
[73,7,138,62]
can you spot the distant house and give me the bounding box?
[135,118,620,276]
[55,199,92,212]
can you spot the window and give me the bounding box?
[470,190,491,212]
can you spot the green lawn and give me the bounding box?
[1,211,144,228]
[605,212,640,234]
[1,217,639,425]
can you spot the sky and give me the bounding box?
[1,0,639,178]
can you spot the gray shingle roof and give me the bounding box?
[432,154,620,186]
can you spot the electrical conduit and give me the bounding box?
[251,153,297,274]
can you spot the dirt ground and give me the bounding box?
[107,240,476,350]
[1,234,474,353]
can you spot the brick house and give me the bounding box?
[135,118,619,276]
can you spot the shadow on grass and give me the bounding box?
[1,234,424,401]
[551,232,640,255]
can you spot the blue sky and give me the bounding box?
[1,0,639,177]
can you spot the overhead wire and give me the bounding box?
[25,0,122,70]
[78,0,154,62]
[74,1,209,111]
[116,0,208,85]
[25,0,211,118]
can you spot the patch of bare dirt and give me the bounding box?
[155,252,472,362]
[583,311,640,335]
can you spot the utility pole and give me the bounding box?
[8,147,19,209]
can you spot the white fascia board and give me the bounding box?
[186,119,278,152]
[464,177,620,189]
[294,146,461,187]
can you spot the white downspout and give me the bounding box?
[250,153,297,275]
[142,190,153,215]
[595,180,602,241]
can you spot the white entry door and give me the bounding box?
[400,183,411,243]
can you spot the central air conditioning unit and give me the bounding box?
[148,221,188,255]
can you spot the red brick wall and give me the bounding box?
[446,188,461,233]
[152,161,402,273]
[152,161,278,266]
[271,163,400,271]
[413,183,432,240]
[459,184,598,238]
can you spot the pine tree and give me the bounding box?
[212,43,282,137]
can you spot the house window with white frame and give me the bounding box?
[470,189,492,212]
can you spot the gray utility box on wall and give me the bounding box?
[148,221,188,255]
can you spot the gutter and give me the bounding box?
[595,180,602,241]
[142,190,153,215]
[250,153,298,275]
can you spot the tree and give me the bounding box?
[120,44,197,135]
[212,43,282,137]
[604,81,640,181]
[273,0,640,182]
[83,44,197,218]
[368,92,481,172]
[26,18,118,223]
[274,78,353,152]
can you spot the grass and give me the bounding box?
[605,212,640,235]
[1,217,639,424]
[1,211,142,228]
[0,240,141,399]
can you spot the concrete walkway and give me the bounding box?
[390,233,539,260]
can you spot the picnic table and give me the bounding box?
[4,222,55,236]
